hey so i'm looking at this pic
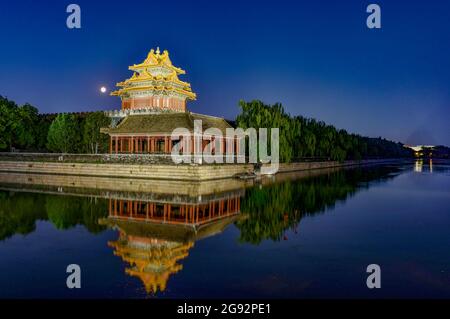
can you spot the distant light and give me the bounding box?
[100,86,107,93]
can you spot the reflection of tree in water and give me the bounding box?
[0,192,108,240]
[236,166,401,244]
[0,192,46,240]
[46,195,107,233]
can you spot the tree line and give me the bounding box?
[0,191,108,241]
[236,100,413,162]
[1,96,414,159]
[0,96,110,153]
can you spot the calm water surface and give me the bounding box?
[0,160,449,298]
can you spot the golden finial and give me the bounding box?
[156,47,160,55]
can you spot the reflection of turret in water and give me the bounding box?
[109,232,193,294]
[100,193,243,294]
[106,196,241,226]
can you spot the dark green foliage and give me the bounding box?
[0,96,40,151]
[0,96,16,151]
[46,195,108,233]
[46,113,80,153]
[236,100,414,162]
[0,96,111,153]
[35,114,55,151]
[0,191,108,239]
[82,111,110,154]
[0,192,47,240]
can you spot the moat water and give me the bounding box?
[0,160,449,298]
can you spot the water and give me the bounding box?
[0,160,449,298]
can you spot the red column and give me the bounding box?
[164,136,168,153]
[196,206,199,223]
[168,137,172,154]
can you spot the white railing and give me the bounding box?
[104,107,184,118]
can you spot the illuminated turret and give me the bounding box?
[111,47,196,112]
[109,233,193,294]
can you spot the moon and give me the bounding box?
[100,86,107,93]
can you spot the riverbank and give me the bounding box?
[0,153,406,181]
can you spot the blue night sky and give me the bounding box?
[0,0,449,145]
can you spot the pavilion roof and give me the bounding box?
[103,112,232,135]
[99,214,240,243]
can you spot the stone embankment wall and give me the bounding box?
[0,160,253,181]
[0,153,177,164]
[0,153,403,181]
[272,159,401,173]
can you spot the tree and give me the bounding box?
[82,111,110,154]
[35,115,54,151]
[0,96,17,151]
[47,113,80,153]
[0,191,47,240]
[0,96,41,151]
[15,103,39,149]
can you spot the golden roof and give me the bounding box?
[109,235,194,294]
[111,47,196,100]
[129,47,185,75]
